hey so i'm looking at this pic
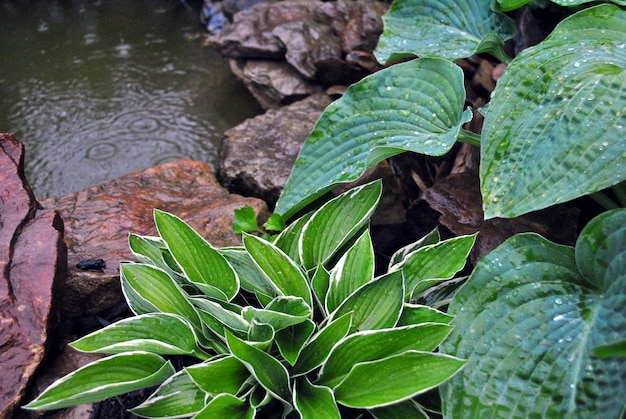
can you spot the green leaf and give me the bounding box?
[154,209,239,300]
[311,266,331,315]
[593,338,626,358]
[398,234,475,300]
[120,263,203,333]
[219,247,278,302]
[299,180,382,270]
[369,398,429,419]
[274,59,471,220]
[491,0,532,12]
[71,313,205,358]
[243,234,313,308]
[480,4,626,218]
[397,304,454,327]
[442,210,626,417]
[388,227,440,271]
[552,0,625,6]
[374,0,515,64]
[294,377,341,419]
[225,330,293,405]
[334,351,465,408]
[242,296,312,332]
[186,355,250,395]
[273,212,312,264]
[191,297,249,337]
[319,323,453,388]
[275,320,316,366]
[130,369,208,418]
[194,393,255,419]
[264,213,287,232]
[332,270,404,332]
[233,206,259,234]
[326,229,375,313]
[23,352,175,410]
[292,313,352,376]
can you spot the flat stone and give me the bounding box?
[42,159,269,318]
[0,133,66,419]
[218,93,333,206]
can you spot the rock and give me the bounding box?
[229,58,323,109]
[218,93,333,206]
[420,171,580,264]
[0,133,66,419]
[209,0,388,106]
[41,159,269,318]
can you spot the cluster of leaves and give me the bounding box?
[269,0,626,417]
[25,180,478,418]
[24,0,625,417]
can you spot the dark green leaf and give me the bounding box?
[275,320,316,366]
[186,355,250,395]
[294,377,341,419]
[194,393,255,419]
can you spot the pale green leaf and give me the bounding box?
[71,313,205,358]
[154,209,239,300]
[243,233,312,308]
[481,4,626,218]
[375,0,515,64]
[397,304,454,327]
[23,352,175,410]
[299,180,382,270]
[319,323,453,388]
[194,393,255,419]
[442,210,626,417]
[274,59,471,219]
[186,356,250,396]
[326,229,375,313]
[130,370,208,418]
[225,330,293,404]
[332,270,404,332]
[334,351,465,408]
[191,297,249,337]
[294,377,341,419]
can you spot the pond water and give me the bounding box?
[0,0,261,199]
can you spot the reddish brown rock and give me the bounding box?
[41,159,269,318]
[0,133,66,419]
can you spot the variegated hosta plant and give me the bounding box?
[24,180,475,418]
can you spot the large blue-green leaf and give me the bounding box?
[130,370,209,418]
[71,313,207,359]
[334,351,465,408]
[274,59,471,219]
[481,4,626,218]
[441,209,626,418]
[243,234,312,308]
[375,0,515,64]
[23,352,175,410]
[332,270,404,332]
[186,355,250,396]
[326,229,375,313]
[318,323,453,388]
[154,209,239,300]
[299,181,381,270]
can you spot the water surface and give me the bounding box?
[0,0,261,198]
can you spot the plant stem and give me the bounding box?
[457,129,481,147]
[590,191,619,211]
